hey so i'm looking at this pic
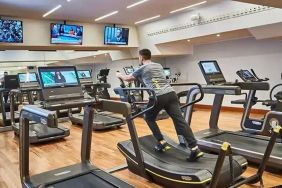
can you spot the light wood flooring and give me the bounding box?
[0,109,281,188]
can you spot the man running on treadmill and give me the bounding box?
[116,49,204,161]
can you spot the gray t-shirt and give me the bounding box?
[132,62,174,96]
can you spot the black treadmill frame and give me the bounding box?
[20,100,133,188]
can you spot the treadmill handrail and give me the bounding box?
[171,83,204,109]
[19,105,58,183]
[114,87,157,120]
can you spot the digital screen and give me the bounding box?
[18,73,38,83]
[104,26,129,45]
[51,23,83,45]
[201,62,220,74]
[164,68,171,77]
[77,70,91,79]
[0,19,23,43]
[242,70,255,79]
[39,67,79,88]
[124,67,134,75]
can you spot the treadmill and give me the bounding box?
[183,60,282,170]
[11,72,70,144]
[0,75,20,132]
[114,80,280,188]
[19,66,133,187]
[70,69,126,130]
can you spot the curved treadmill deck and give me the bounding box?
[118,135,247,188]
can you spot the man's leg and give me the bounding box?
[144,98,163,141]
[164,92,197,148]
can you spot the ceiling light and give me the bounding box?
[67,0,71,2]
[43,5,62,18]
[127,0,149,9]
[216,34,221,37]
[187,39,191,42]
[135,15,160,24]
[95,11,118,21]
[170,1,207,14]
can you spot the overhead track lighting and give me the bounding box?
[135,15,160,24]
[170,1,207,14]
[127,0,149,9]
[43,5,62,18]
[95,11,119,21]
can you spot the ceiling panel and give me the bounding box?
[0,0,220,25]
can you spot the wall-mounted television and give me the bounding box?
[50,23,83,45]
[104,26,129,45]
[0,19,23,43]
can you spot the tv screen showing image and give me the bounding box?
[201,62,220,74]
[163,68,171,77]
[50,23,83,45]
[0,19,23,43]
[104,26,129,45]
[77,70,92,79]
[39,67,79,88]
[18,73,38,83]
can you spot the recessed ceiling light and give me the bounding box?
[135,15,160,24]
[67,0,71,2]
[127,0,149,9]
[43,5,62,18]
[216,34,221,37]
[170,1,207,14]
[95,11,119,21]
[187,39,191,42]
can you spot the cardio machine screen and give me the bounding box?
[242,70,255,79]
[18,73,38,83]
[124,67,134,75]
[38,66,80,88]
[163,68,171,77]
[201,62,220,74]
[77,70,91,79]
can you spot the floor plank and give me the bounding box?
[0,109,281,187]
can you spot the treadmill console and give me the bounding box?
[198,60,226,85]
[38,66,83,102]
[77,70,92,83]
[236,70,257,82]
[18,72,40,88]
[123,66,135,75]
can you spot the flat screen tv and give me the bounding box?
[104,26,129,45]
[50,23,83,45]
[0,19,23,43]
[38,66,80,89]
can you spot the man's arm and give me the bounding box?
[116,72,136,82]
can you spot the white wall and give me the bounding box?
[163,38,282,109]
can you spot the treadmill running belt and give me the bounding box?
[139,135,243,172]
[94,113,123,125]
[29,124,65,139]
[205,132,282,157]
[50,173,118,188]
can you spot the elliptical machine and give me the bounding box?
[96,68,111,99]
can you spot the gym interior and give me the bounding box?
[0,0,282,187]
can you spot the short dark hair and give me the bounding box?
[139,49,151,60]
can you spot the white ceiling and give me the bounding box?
[0,0,220,25]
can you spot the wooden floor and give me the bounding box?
[0,109,281,188]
